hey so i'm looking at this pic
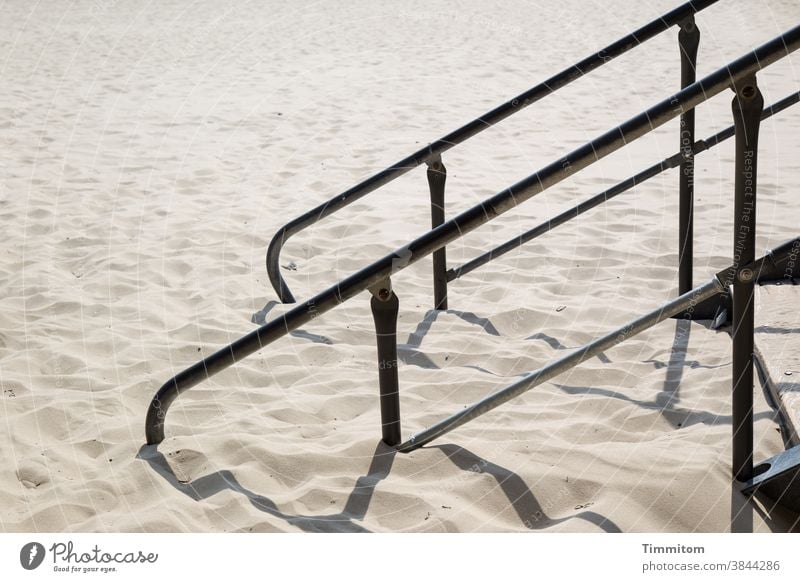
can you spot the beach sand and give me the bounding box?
[1,0,799,532]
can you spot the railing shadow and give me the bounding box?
[398,309,501,372]
[433,443,797,532]
[553,320,776,429]
[252,301,333,345]
[137,442,396,532]
[405,309,500,350]
[433,444,622,532]
[755,325,800,335]
[534,319,793,533]
[526,332,611,364]
[138,439,624,531]
[555,377,776,428]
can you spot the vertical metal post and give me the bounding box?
[427,155,448,310]
[678,17,700,295]
[369,279,402,446]
[731,77,763,482]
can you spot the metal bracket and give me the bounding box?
[368,278,393,302]
[678,16,697,35]
[742,445,800,513]
[734,237,800,284]
[425,152,443,171]
[670,291,729,328]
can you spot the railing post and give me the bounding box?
[678,17,700,295]
[730,76,763,483]
[427,155,448,310]
[369,278,402,446]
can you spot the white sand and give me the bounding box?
[1,0,799,532]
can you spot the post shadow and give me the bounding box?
[655,319,691,412]
[405,309,500,350]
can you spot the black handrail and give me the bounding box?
[146,24,800,446]
[446,90,800,282]
[265,0,719,303]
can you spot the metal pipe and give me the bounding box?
[448,162,669,281]
[265,0,720,303]
[447,90,800,282]
[427,157,448,310]
[146,25,800,446]
[678,17,700,294]
[730,78,763,482]
[396,277,724,452]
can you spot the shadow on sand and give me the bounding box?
[138,442,396,532]
[139,440,624,532]
[235,306,799,531]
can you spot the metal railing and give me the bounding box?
[265,0,718,306]
[146,22,800,494]
[447,90,800,283]
[397,237,800,453]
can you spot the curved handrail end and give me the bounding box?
[145,380,180,446]
[266,228,297,303]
